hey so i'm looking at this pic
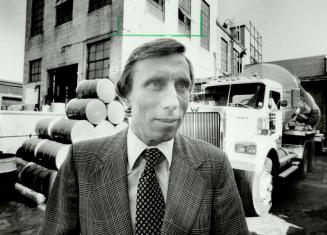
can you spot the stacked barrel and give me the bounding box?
[70,78,128,137]
[15,78,128,204]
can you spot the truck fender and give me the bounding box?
[250,135,278,173]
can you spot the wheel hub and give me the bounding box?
[259,171,272,204]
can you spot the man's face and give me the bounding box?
[125,53,192,146]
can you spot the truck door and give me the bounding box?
[269,91,283,146]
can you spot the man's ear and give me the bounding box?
[122,96,131,109]
[121,96,132,117]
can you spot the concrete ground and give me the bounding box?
[247,155,327,234]
[1,156,327,234]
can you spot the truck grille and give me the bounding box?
[179,112,220,147]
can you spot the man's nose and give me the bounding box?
[162,83,179,111]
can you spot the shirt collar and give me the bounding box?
[127,127,174,170]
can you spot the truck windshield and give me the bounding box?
[192,83,265,109]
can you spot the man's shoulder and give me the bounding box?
[71,129,127,162]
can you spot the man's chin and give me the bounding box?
[148,131,176,145]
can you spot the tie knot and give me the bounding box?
[143,148,163,167]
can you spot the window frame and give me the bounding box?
[87,39,110,80]
[31,0,44,37]
[178,0,191,36]
[88,0,112,13]
[147,0,165,12]
[56,0,73,26]
[232,49,242,74]
[221,38,228,73]
[200,0,210,50]
[29,59,42,83]
[146,0,165,21]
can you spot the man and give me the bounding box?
[39,38,249,234]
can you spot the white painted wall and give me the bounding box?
[122,0,217,79]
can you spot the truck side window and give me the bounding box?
[269,91,281,110]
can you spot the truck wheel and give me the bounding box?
[297,142,311,178]
[235,158,273,216]
[315,141,322,156]
[307,141,316,172]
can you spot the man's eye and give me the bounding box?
[148,80,163,89]
[176,81,190,91]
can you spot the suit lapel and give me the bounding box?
[91,129,133,234]
[162,134,207,235]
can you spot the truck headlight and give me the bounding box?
[235,142,257,155]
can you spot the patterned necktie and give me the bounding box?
[135,148,166,235]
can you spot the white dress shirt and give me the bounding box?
[127,127,173,232]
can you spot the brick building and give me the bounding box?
[24,0,221,107]
[270,55,327,135]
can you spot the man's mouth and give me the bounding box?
[155,118,179,123]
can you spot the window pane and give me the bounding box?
[56,0,73,26]
[95,50,104,60]
[103,48,110,58]
[221,39,228,72]
[30,59,42,82]
[104,40,110,49]
[90,52,96,61]
[96,42,104,51]
[87,39,110,79]
[95,61,103,70]
[102,67,108,77]
[90,44,96,53]
[31,0,44,36]
[200,0,210,50]
[89,0,112,12]
[88,71,95,79]
[89,62,96,71]
[95,69,103,78]
[103,59,109,69]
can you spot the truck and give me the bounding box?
[179,63,324,216]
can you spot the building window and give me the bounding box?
[147,0,165,11]
[237,56,242,73]
[30,59,42,82]
[87,40,110,80]
[221,38,228,72]
[232,49,242,74]
[56,0,73,26]
[200,0,210,50]
[178,0,191,36]
[89,0,112,12]
[31,0,44,36]
[146,0,165,21]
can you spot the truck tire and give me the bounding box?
[235,158,273,216]
[307,141,315,172]
[297,141,312,178]
[315,141,322,156]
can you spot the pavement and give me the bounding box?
[247,155,327,234]
[1,156,327,234]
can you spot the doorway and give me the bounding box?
[47,64,78,104]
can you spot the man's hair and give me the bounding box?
[116,38,194,98]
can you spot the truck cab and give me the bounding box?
[180,64,321,216]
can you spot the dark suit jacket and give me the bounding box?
[39,129,248,234]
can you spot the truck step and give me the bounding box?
[279,165,299,178]
[279,152,298,166]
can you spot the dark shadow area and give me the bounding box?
[270,156,327,234]
[0,173,44,234]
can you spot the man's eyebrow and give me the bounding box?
[145,71,191,82]
[171,71,191,81]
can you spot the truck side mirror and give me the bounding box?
[291,88,300,108]
[279,99,288,107]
